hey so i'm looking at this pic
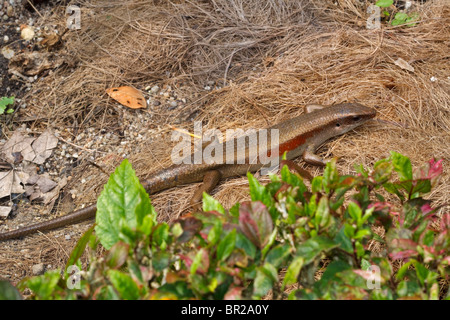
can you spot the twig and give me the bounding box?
[57,136,105,154]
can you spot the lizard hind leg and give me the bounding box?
[190,170,222,212]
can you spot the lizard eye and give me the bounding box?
[353,116,361,121]
[335,123,341,127]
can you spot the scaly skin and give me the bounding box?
[0,103,376,241]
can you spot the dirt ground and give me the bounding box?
[0,0,449,285]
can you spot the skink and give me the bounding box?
[0,102,376,241]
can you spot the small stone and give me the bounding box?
[170,101,178,108]
[65,235,71,240]
[204,86,211,91]
[3,15,9,21]
[32,263,45,276]
[153,100,161,106]
[6,6,13,17]
[150,85,159,93]
[3,35,9,42]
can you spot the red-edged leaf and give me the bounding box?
[238,201,273,249]
[224,287,243,300]
[390,250,417,260]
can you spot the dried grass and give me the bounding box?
[1,0,449,291]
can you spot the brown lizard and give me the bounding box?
[0,102,376,241]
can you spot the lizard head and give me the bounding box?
[330,102,376,135]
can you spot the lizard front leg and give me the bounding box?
[302,144,327,166]
[190,170,222,211]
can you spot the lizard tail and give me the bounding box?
[0,205,97,241]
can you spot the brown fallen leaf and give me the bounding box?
[2,130,58,165]
[31,130,58,164]
[0,206,12,219]
[0,170,26,198]
[2,131,36,164]
[394,58,415,73]
[8,51,64,76]
[106,86,147,109]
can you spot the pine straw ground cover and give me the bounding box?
[0,0,448,289]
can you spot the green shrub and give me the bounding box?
[2,152,448,300]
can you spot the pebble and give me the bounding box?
[3,35,9,42]
[153,100,161,106]
[150,85,159,93]
[6,6,13,17]
[65,235,71,240]
[32,263,45,276]
[170,101,178,108]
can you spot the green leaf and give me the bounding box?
[18,270,62,300]
[265,244,292,268]
[282,256,304,290]
[152,222,170,247]
[375,0,393,7]
[347,202,362,224]
[95,159,155,249]
[0,96,14,114]
[295,236,339,265]
[107,270,140,300]
[311,176,323,193]
[247,172,273,208]
[253,264,277,298]
[152,251,170,272]
[203,192,225,214]
[391,12,409,26]
[315,195,330,229]
[236,232,257,259]
[190,249,209,275]
[390,152,412,182]
[64,224,95,279]
[0,281,23,300]
[280,165,307,201]
[216,229,236,261]
[322,158,338,193]
[207,220,222,246]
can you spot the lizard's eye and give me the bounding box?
[335,123,341,127]
[353,116,361,121]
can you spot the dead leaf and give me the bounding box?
[36,174,58,193]
[43,176,67,208]
[2,131,36,164]
[40,33,61,50]
[8,51,64,76]
[2,130,57,165]
[0,206,12,219]
[394,58,415,72]
[0,170,26,198]
[31,130,58,164]
[106,86,147,109]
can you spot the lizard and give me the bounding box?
[0,102,376,241]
